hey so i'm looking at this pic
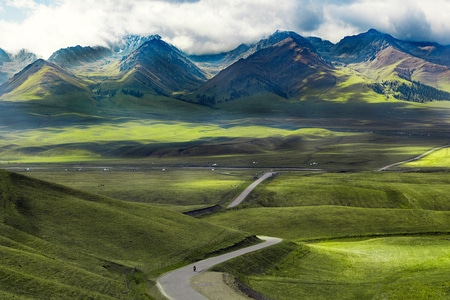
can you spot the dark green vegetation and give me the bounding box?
[0,169,252,299]
[372,80,450,102]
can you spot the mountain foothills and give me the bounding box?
[2,29,450,107]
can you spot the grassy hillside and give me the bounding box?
[205,171,450,240]
[206,205,450,241]
[0,60,94,110]
[0,169,251,299]
[215,236,450,300]
[242,172,450,210]
[24,169,255,207]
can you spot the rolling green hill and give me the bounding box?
[0,169,251,299]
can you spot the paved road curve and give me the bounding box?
[157,236,282,300]
[227,172,276,208]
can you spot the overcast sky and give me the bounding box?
[1,0,450,58]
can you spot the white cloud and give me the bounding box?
[305,0,450,44]
[0,0,449,58]
[6,0,38,9]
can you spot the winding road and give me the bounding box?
[157,236,282,300]
[227,172,276,208]
[157,172,280,299]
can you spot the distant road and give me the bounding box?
[157,236,282,300]
[378,145,449,171]
[227,172,277,208]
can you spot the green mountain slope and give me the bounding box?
[0,169,250,299]
[0,59,96,110]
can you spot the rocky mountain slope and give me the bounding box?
[0,49,37,84]
[187,31,335,105]
[117,37,207,96]
[48,45,112,68]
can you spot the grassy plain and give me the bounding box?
[2,89,449,170]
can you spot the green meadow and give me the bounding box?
[1,88,450,299]
[207,205,450,240]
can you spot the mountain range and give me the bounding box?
[2,29,450,108]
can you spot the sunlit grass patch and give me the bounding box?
[0,119,348,163]
[206,206,450,240]
[404,147,450,168]
[2,122,331,147]
[246,236,450,300]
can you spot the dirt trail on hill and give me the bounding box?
[378,145,449,171]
